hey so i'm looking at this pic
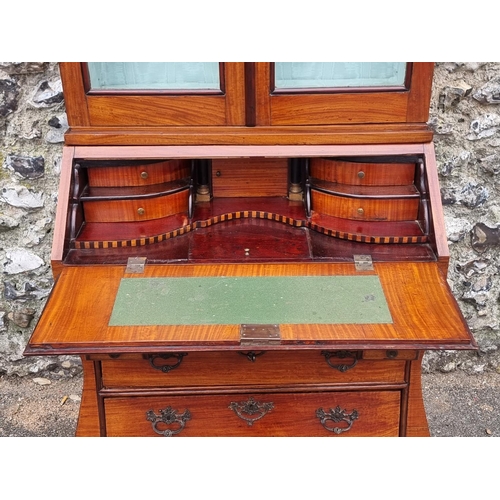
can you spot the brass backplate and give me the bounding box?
[240,324,281,346]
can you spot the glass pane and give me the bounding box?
[275,62,406,89]
[88,62,220,90]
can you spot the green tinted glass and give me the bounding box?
[275,62,406,89]
[87,62,220,90]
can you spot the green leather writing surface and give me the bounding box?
[109,276,392,326]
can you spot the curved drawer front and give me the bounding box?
[83,189,189,222]
[310,158,415,186]
[311,189,419,221]
[87,160,191,187]
[104,390,401,437]
[100,351,408,388]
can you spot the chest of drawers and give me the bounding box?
[82,349,419,437]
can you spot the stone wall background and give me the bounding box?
[1,62,499,377]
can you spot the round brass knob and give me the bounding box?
[140,171,149,180]
[357,171,365,179]
[357,207,364,216]
[137,207,145,216]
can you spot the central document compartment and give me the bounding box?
[109,275,393,326]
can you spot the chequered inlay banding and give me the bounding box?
[74,210,427,249]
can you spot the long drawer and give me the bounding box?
[99,351,410,388]
[104,390,401,437]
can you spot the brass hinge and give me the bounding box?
[125,257,147,273]
[240,324,281,346]
[353,255,374,271]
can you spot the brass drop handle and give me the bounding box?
[137,207,145,216]
[146,353,188,373]
[357,207,364,216]
[228,396,274,426]
[321,350,359,372]
[146,406,191,436]
[316,406,359,434]
[140,171,149,179]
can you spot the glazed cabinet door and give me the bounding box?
[252,62,434,126]
[60,62,246,127]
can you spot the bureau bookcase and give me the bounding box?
[25,62,475,436]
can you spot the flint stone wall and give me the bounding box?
[1,62,500,377]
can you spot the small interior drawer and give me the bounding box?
[311,190,420,221]
[87,160,190,187]
[310,158,416,186]
[83,189,189,222]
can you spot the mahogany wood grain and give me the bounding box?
[75,357,100,437]
[194,197,306,221]
[76,196,423,239]
[74,355,430,437]
[83,189,189,222]
[63,125,434,146]
[68,235,192,265]
[308,233,436,262]
[60,63,246,128]
[73,217,430,262]
[211,158,288,197]
[407,64,434,123]
[188,218,311,261]
[76,213,190,241]
[59,64,90,126]
[270,92,411,125]
[311,190,420,221]
[50,143,447,277]
[85,180,189,200]
[104,390,401,437]
[308,213,426,239]
[100,352,407,388]
[253,62,272,125]
[405,352,430,436]
[224,62,246,125]
[24,262,475,356]
[41,62,458,439]
[87,159,190,187]
[311,181,420,198]
[254,63,434,127]
[310,158,416,186]
[88,95,228,126]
